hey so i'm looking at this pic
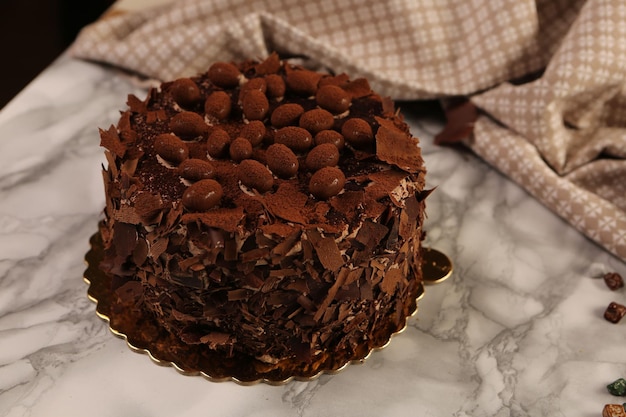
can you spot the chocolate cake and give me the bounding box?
[98,53,429,378]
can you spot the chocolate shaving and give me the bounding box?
[242,273,264,289]
[254,52,281,75]
[344,268,364,286]
[313,268,349,322]
[355,220,389,251]
[121,158,139,176]
[111,222,137,264]
[296,295,316,312]
[241,247,270,262]
[127,93,148,113]
[182,207,245,233]
[336,282,360,301]
[115,281,143,304]
[118,110,138,144]
[224,236,238,261]
[261,275,283,293]
[134,192,164,222]
[177,255,203,271]
[399,196,420,240]
[285,278,309,293]
[148,236,168,260]
[359,274,374,299]
[380,266,405,294]
[99,125,126,158]
[200,332,233,348]
[385,217,400,250]
[322,304,337,323]
[302,239,314,263]
[113,206,143,225]
[312,222,345,235]
[375,117,423,173]
[321,74,372,99]
[146,109,167,124]
[306,229,345,272]
[330,190,364,220]
[264,183,309,224]
[117,110,132,133]
[260,223,297,238]
[255,230,276,248]
[381,96,395,114]
[169,271,206,289]
[343,78,373,98]
[363,194,387,219]
[228,289,250,301]
[417,188,436,202]
[338,303,353,321]
[104,151,118,178]
[319,73,349,87]
[163,205,183,230]
[312,201,330,223]
[269,268,297,277]
[365,169,409,202]
[271,230,302,257]
[132,238,149,266]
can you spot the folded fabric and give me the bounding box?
[70,0,626,261]
[470,0,626,261]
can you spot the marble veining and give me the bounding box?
[0,54,625,417]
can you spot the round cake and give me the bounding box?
[97,53,429,379]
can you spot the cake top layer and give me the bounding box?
[100,53,426,239]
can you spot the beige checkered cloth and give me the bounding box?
[71,0,626,261]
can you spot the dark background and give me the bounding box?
[0,0,115,109]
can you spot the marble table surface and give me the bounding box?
[1,53,625,417]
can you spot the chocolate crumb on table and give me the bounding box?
[604,272,625,291]
[604,302,626,324]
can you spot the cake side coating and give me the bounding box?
[98,54,428,375]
